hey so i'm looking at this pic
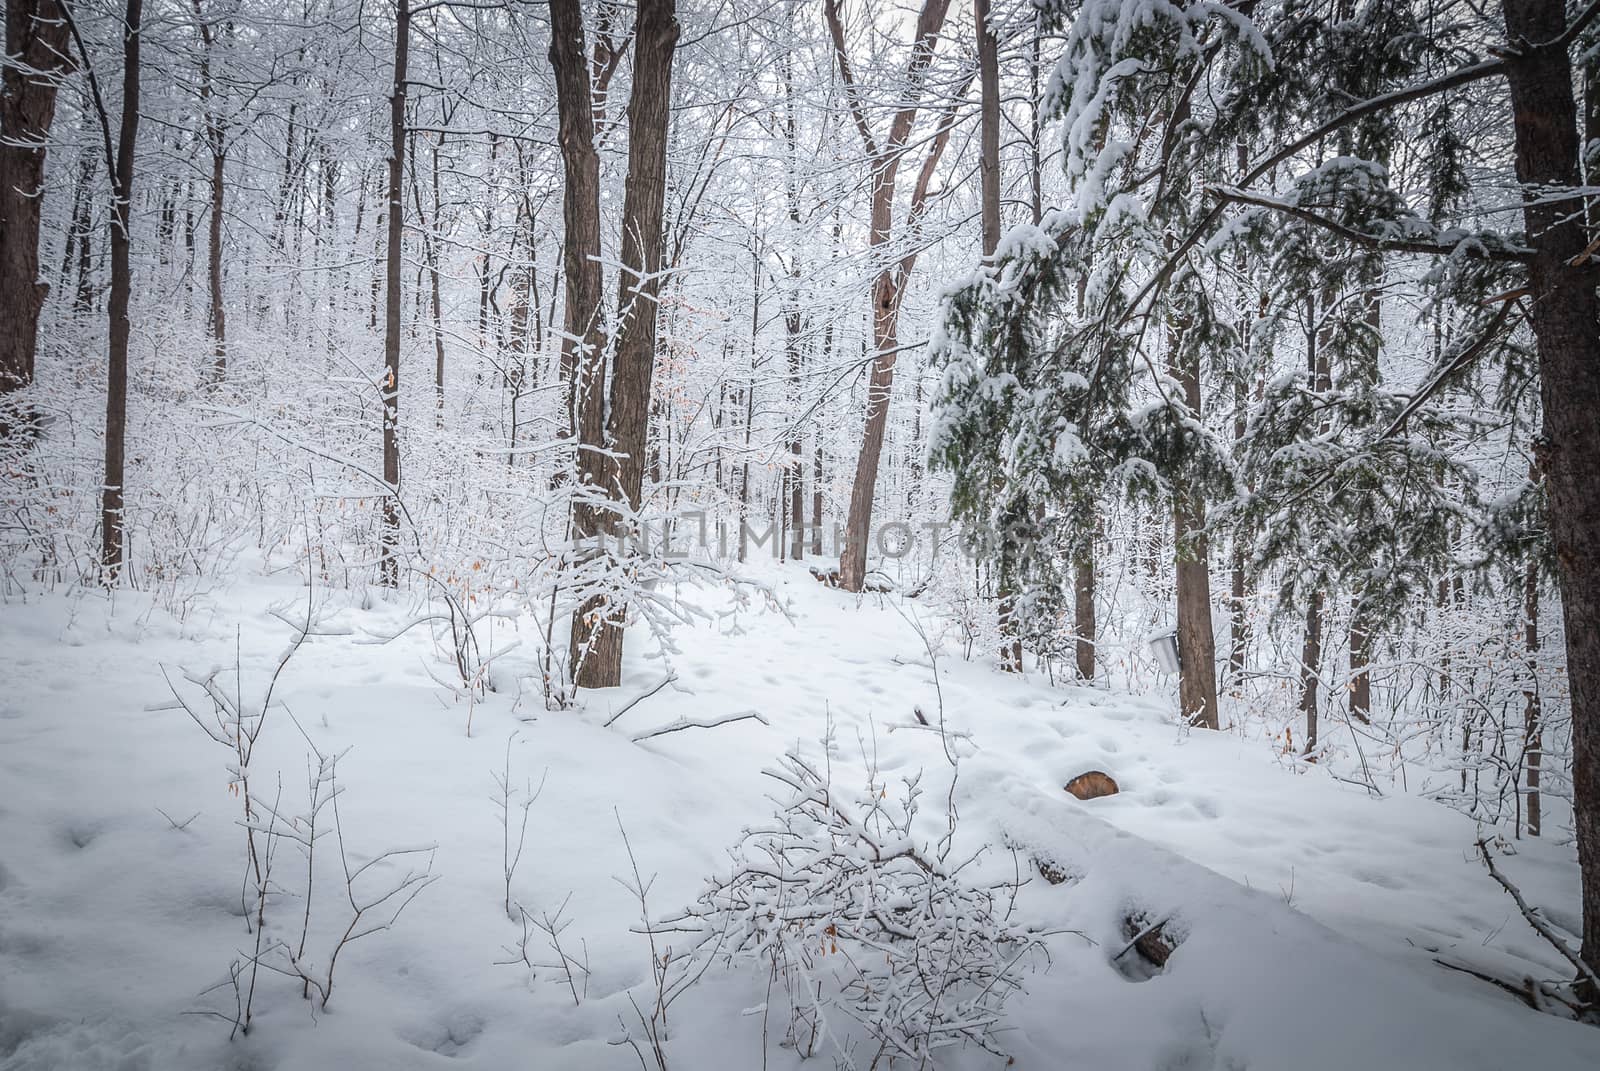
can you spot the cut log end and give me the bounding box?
[1064,770,1119,800]
[1123,913,1178,969]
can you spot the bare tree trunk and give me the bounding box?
[1171,335,1218,729]
[1349,594,1371,724]
[976,0,1022,670]
[825,0,954,592]
[1524,549,1542,838]
[82,0,144,578]
[0,0,71,433]
[407,127,446,424]
[1299,590,1323,755]
[67,149,96,313]
[1174,489,1219,729]
[781,43,805,558]
[1501,0,1600,986]
[550,0,604,466]
[378,0,409,587]
[975,0,999,249]
[429,137,444,420]
[1298,291,1332,750]
[566,0,679,689]
[1074,540,1095,680]
[191,0,227,383]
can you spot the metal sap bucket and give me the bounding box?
[1148,630,1181,674]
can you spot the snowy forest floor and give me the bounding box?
[1,561,1597,1070]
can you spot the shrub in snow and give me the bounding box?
[674,748,1045,1067]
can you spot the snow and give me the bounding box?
[1,563,1596,1069]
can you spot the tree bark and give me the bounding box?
[1524,550,1542,838]
[1299,589,1323,755]
[565,0,678,689]
[377,0,409,587]
[781,42,805,558]
[89,0,143,579]
[825,0,953,592]
[1170,279,1218,730]
[0,0,70,433]
[1074,541,1095,680]
[191,0,227,383]
[1501,0,1600,988]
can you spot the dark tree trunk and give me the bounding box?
[1074,541,1095,680]
[95,0,143,579]
[1299,589,1323,756]
[565,0,679,689]
[826,0,954,593]
[550,0,604,467]
[1174,489,1219,729]
[378,0,409,587]
[192,0,227,383]
[1501,0,1600,989]
[68,152,96,313]
[0,0,71,433]
[975,0,999,250]
[1524,551,1542,838]
[206,146,226,378]
[780,44,806,558]
[1171,306,1218,729]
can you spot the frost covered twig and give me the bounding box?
[630,709,768,743]
[492,732,546,917]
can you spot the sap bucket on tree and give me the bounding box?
[1149,629,1181,675]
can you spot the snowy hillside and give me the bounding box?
[1,565,1594,1070]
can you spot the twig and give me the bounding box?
[605,672,679,728]
[631,709,768,742]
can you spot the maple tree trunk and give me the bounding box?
[1501,0,1600,988]
[0,0,70,435]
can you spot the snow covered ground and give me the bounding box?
[1,561,1596,1069]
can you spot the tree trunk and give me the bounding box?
[827,0,954,592]
[97,0,143,579]
[566,0,679,689]
[977,0,1021,669]
[68,151,95,313]
[1349,594,1371,724]
[206,145,226,379]
[1174,490,1219,729]
[1074,540,1095,680]
[1501,0,1600,988]
[0,0,71,433]
[192,0,227,383]
[976,0,999,250]
[1170,301,1218,730]
[1524,550,1542,838]
[377,0,409,587]
[1299,589,1323,756]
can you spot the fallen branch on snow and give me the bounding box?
[631,709,768,743]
